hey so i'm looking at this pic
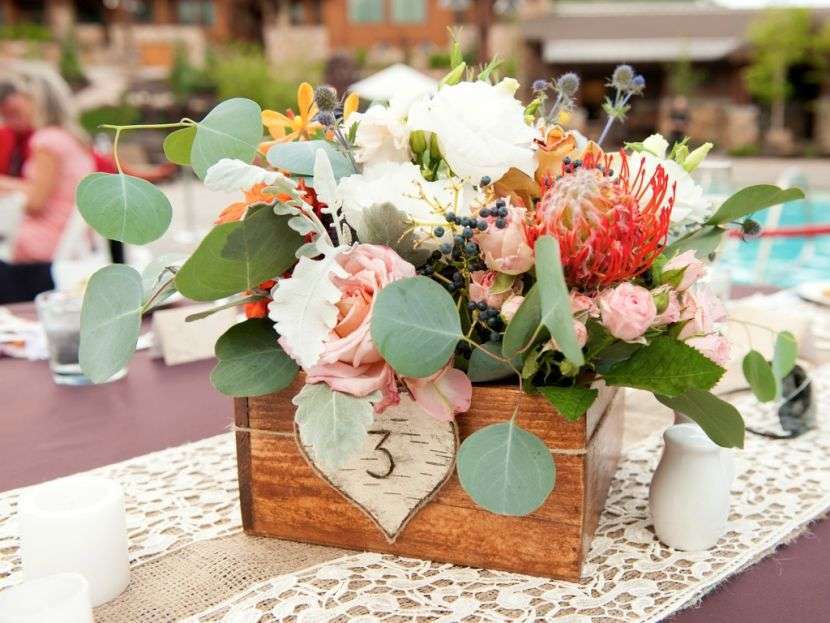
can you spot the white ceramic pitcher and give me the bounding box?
[649,423,735,550]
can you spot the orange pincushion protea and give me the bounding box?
[533,152,674,290]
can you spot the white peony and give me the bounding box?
[336,162,480,248]
[345,87,428,167]
[407,78,537,183]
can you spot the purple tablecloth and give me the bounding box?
[1,303,828,622]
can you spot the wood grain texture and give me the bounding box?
[234,383,624,580]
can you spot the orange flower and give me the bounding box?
[535,126,603,186]
[215,183,290,225]
[343,92,359,121]
[244,279,277,319]
[260,82,320,154]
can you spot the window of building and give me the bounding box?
[392,0,425,23]
[348,0,383,24]
[177,0,214,25]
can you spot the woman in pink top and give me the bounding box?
[0,67,95,303]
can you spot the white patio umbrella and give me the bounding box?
[348,63,437,104]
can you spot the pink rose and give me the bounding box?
[547,319,588,352]
[570,291,599,317]
[686,333,731,365]
[663,250,706,291]
[598,283,657,341]
[305,244,415,410]
[474,205,534,275]
[678,286,727,339]
[500,294,524,322]
[469,271,516,310]
[404,365,472,421]
[652,286,681,326]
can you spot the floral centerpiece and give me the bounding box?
[77,48,802,518]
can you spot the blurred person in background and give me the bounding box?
[0,65,95,304]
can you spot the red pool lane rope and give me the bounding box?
[727,224,830,238]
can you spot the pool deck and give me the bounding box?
[726,157,830,192]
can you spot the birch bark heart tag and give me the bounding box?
[296,395,458,543]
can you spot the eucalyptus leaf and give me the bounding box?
[535,236,584,366]
[742,349,777,403]
[210,318,298,397]
[76,173,172,244]
[266,140,355,181]
[502,284,543,359]
[457,421,555,516]
[538,386,599,422]
[163,125,196,165]
[706,185,804,226]
[293,383,377,469]
[175,204,302,301]
[656,389,745,448]
[79,264,144,383]
[370,276,462,378]
[357,202,431,266]
[467,341,519,383]
[191,98,262,179]
[663,226,725,262]
[772,331,798,381]
[603,336,724,396]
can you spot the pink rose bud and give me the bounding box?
[652,286,681,326]
[500,294,525,322]
[599,283,657,341]
[474,204,535,275]
[662,250,706,291]
[685,333,731,365]
[469,271,515,310]
[678,286,727,339]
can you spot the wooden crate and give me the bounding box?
[234,379,624,580]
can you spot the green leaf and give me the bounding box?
[266,139,355,181]
[191,98,262,179]
[457,421,555,516]
[293,383,376,469]
[141,253,185,309]
[706,185,804,225]
[76,172,172,244]
[603,336,724,396]
[656,389,745,448]
[772,331,797,381]
[467,341,518,383]
[663,226,725,261]
[535,236,583,366]
[175,205,302,301]
[186,295,262,322]
[210,318,298,397]
[370,276,462,378]
[79,265,144,383]
[538,386,599,422]
[742,349,777,403]
[163,125,196,165]
[356,203,431,266]
[502,284,542,358]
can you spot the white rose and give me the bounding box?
[407,78,537,183]
[641,133,669,159]
[337,162,480,249]
[626,151,712,226]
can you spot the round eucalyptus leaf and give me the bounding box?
[210,319,299,397]
[163,126,196,165]
[370,277,462,378]
[76,173,173,244]
[457,422,556,516]
[191,98,262,179]
[742,350,777,403]
[79,264,144,383]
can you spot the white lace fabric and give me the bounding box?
[187,367,830,623]
[0,366,828,622]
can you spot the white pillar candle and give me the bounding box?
[20,476,130,607]
[0,573,93,623]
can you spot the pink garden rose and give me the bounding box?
[469,271,517,310]
[678,286,727,339]
[475,205,534,275]
[599,283,657,341]
[305,244,415,411]
[404,365,472,421]
[663,250,706,291]
[652,286,681,326]
[570,291,599,317]
[500,294,524,322]
[686,333,731,365]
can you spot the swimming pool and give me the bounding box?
[715,194,830,288]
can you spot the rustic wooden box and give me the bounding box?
[234,379,624,580]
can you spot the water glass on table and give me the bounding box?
[34,290,126,385]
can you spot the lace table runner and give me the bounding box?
[0,433,242,589]
[187,367,830,623]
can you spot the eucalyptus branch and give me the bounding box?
[140,273,177,315]
[99,120,194,131]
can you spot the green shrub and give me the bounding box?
[727,144,761,157]
[0,23,52,42]
[59,34,86,88]
[169,43,215,101]
[80,104,141,135]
